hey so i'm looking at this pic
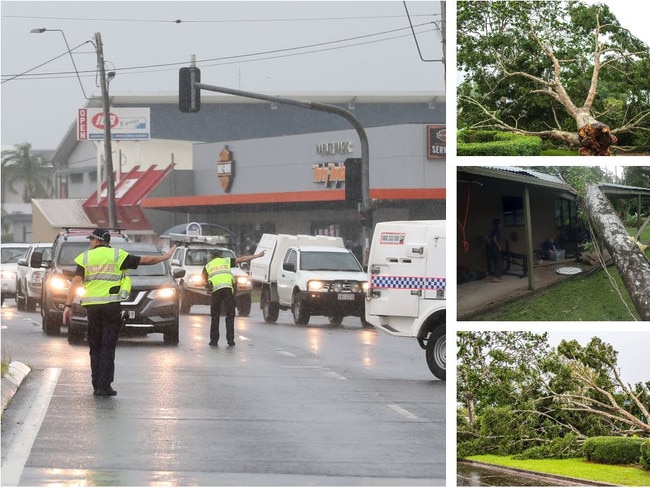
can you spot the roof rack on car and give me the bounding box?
[163,233,230,246]
[62,227,125,233]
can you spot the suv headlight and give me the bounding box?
[148,287,176,299]
[49,275,69,291]
[308,280,326,292]
[186,273,205,285]
[235,276,251,286]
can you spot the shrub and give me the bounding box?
[641,439,650,470]
[583,436,644,465]
[514,434,582,460]
[457,130,542,156]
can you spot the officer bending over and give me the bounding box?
[202,249,264,347]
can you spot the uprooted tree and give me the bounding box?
[583,182,650,319]
[457,1,650,155]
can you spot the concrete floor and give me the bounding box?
[457,258,597,320]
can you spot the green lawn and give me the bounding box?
[466,454,650,486]
[475,265,641,321]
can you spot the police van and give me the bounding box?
[365,220,446,380]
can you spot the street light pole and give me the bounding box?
[94,32,118,228]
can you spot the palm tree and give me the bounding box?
[1,143,54,202]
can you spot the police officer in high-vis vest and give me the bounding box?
[62,228,176,396]
[202,248,265,347]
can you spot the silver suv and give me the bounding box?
[171,242,253,316]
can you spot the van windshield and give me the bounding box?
[299,251,362,272]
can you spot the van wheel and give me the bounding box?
[292,293,310,325]
[426,326,446,380]
[26,297,37,312]
[328,316,343,326]
[261,289,279,323]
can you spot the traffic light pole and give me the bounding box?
[194,81,372,264]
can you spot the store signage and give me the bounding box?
[427,125,446,159]
[316,140,354,155]
[312,162,345,187]
[217,146,234,192]
[77,107,150,141]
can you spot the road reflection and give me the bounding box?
[457,462,570,486]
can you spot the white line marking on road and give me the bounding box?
[2,367,61,486]
[277,350,297,357]
[387,404,420,419]
[325,371,347,380]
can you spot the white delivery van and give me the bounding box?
[365,221,446,379]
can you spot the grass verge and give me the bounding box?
[475,266,641,320]
[466,454,650,486]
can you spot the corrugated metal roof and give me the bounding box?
[486,166,566,185]
[32,199,93,227]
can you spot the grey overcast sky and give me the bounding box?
[0,1,445,150]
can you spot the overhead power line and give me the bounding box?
[2,21,436,83]
[3,13,436,24]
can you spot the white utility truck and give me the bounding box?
[250,234,369,326]
[365,220,446,379]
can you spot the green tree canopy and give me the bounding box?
[457,1,650,154]
[457,332,650,457]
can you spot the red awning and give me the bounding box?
[83,164,173,231]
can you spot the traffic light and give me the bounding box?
[344,158,362,207]
[179,67,201,113]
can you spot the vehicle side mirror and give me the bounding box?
[30,251,43,268]
[283,262,296,272]
[173,268,186,279]
[240,262,249,272]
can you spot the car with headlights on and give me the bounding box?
[170,237,253,316]
[15,242,52,311]
[67,242,185,345]
[1,243,30,306]
[30,228,130,336]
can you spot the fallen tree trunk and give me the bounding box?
[584,183,650,320]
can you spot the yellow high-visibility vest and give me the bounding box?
[75,247,129,305]
[205,257,233,292]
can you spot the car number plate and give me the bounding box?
[128,310,136,319]
[337,293,355,301]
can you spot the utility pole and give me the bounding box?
[94,32,118,228]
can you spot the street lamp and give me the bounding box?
[31,28,118,228]
[30,28,89,100]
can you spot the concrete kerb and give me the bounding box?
[1,361,31,413]
[459,460,617,486]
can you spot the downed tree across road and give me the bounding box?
[584,183,650,320]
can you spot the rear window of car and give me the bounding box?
[1,247,29,264]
